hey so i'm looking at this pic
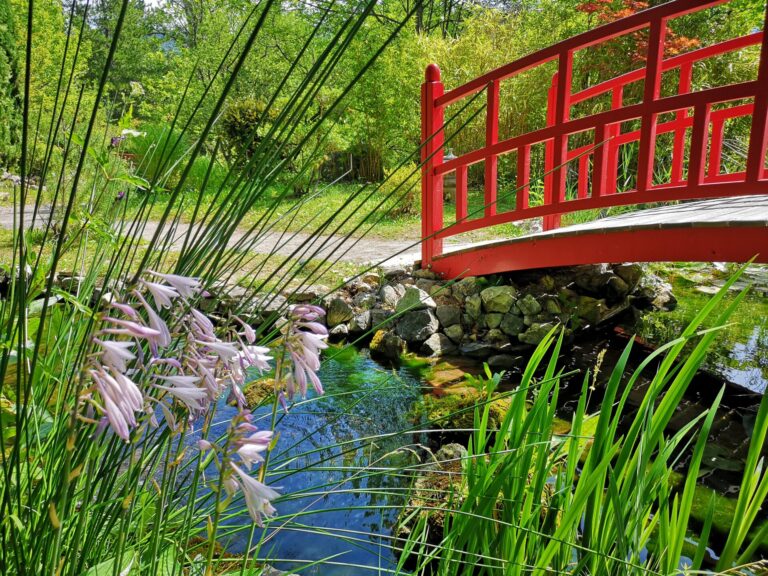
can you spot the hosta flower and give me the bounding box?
[94,339,136,373]
[240,345,272,372]
[281,305,328,398]
[154,375,207,412]
[91,367,143,441]
[149,271,202,299]
[141,280,179,309]
[101,317,162,342]
[135,292,171,348]
[230,463,279,526]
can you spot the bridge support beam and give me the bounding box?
[429,226,768,279]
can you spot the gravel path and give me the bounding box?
[0,205,438,268]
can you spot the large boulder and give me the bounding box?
[459,341,496,359]
[396,309,440,343]
[349,311,371,334]
[480,286,517,313]
[435,304,461,328]
[500,313,525,336]
[444,324,464,344]
[465,294,482,320]
[395,286,437,314]
[515,293,542,316]
[453,276,480,299]
[326,297,354,327]
[370,329,407,361]
[519,322,556,345]
[380,285,401,308]
[420,333,458,357]
[614,263,644,291]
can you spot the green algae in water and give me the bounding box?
[635,264,768,393]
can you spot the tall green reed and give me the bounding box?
[397,264,768,575]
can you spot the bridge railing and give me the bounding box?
[421,0,768,269]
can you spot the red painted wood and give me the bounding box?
[421,64,444,268]
[456,165,468,221]
[516,145,530,211]
[420,0,768,276]
[429,226,768,278]
[485,80,500,218]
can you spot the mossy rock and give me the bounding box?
[244,378,276,407]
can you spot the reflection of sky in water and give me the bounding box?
[717,325,767,394]
[199,352,423,575]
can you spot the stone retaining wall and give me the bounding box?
[319,263,676,365]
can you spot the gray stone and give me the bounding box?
[485,313,503,329]
[329,323,349,339]
[349,311,371,333]
[380,285,401,308]
[539,275,556,291]
[395,286,437,314]
[361,272,381,286]
[516,294,542,316]
[486,329,508,346]
[326,297,354,327]
[412,268,439,280]
[415,279,437,293]
[420,333,457,357]
[605,275,630,301]
[353,292,377,309]
[542,297,562,315]
[576,295,609,325]
[436,304,461,328]
[465,294,482,319]
[459,341,496,359]
[370,330,407,361]
[519,322,556,345]
[384,267,408,280]
[370,308,394,329]
[488,354,525,371]
[500,313,525,336]
[574,264,613,293]
[393,284,407,298]
[614,263,643,291]
[287,285,328,303]
[480,286,517,313]
[633,274,677,311]
[253,293,287,316]
[453,276,480,299]
[396,309,439,343]
[444,324,464,344]
[435,443,468,463]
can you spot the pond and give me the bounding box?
[210,348,427,575]
[206,264,768,573]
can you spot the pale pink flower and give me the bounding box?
[141,280,179,310]
[94,339,136,373]
[90,367,143,441]
[190,308,215,340]
[231,463,279,525]
[235,316,256,344]
[240,345,272,372]
[197,340,240,362]
[154,375,207,412]
[102,317,162,341]
[111,302,139,318]
[235,430,273,469]
[148,271,201,299]
[135,292,171,348]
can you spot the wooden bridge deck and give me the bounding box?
[428,196,768,277]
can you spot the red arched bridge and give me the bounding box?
[419,0,768,278]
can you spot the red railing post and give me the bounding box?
[543,73,558,231]
[485,80,500,217]
[637,17,667,193]
[421,64,445,269]
[746,5,768,183]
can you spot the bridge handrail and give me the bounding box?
[420,0,768,269]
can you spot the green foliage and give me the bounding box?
[0,0,19,166]
[401,267,768,575]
